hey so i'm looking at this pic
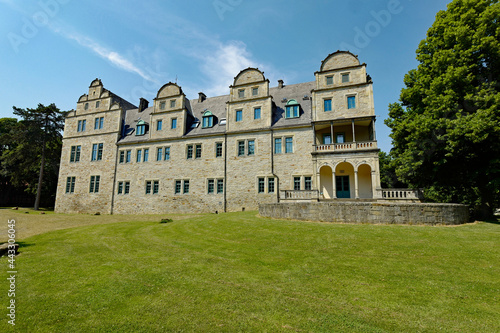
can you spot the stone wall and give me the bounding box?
[259,202,469,225]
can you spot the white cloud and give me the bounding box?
[50,25,157,84]
[200,41,257,96]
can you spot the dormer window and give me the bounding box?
[202,110,214,128]
[84,103,89,110]
[326,76,333,85]
[159,101,166,110]
[342,73,350,83]
[238,89,245,98]
[136,120,147,136]
[170,99,176,108]
[285,99,300,118]
[252,87,259,96]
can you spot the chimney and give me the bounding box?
[198,92,207,103]
[278,79,284,88]
[138,98,149,112]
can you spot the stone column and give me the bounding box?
[371,170,380,199]
[352,119,356,143]
[354,170,359,199]
[332,170,337,199]
[316,171,322,199]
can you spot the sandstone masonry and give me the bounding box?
[55,51,384,214]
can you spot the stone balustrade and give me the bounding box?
[314,140,377,153]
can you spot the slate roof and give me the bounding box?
[117,81,315,144]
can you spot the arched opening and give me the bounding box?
[358,164,373,199]
[319,165,333,199]
[335,162,354,198]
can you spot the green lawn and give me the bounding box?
[1,210,499,332]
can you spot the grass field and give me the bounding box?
[0,208,499,332]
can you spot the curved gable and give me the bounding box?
[233,68,265,86]
[320,51,360,71]
[89,78,102,87]
[156,82,183,99]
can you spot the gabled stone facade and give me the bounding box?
[55,51,382,214]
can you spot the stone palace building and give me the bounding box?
[55,51,383,214]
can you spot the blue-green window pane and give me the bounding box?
[143,149,149,162]
[274,138,282,154]
[164,147,170,160]
[285,137,293,153]
[238,141,245,156]
[324,99,332,112]
[347,96,356,109]
[248,140,255,155]
[157,148,163,161]
[236,110,242,122]
[254,108,261,120]
[157,120,162,131]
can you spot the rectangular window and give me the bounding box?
[323,134,332,145]
[91,144,98,161]
[175,180,181,194]
[217,179,224,194]
[97,143,103,161]
[238,89,245,98]
[136,149,142,163]
[347,96,356,109]
[285,137,293,153]
[126,150,131,163]
[183,180,189,194]
[143,148,149,162]
[157,147,163,161]
[146,181,152,194]
[195,144,202,158]
[94,117,103,130]
[324,99,332,112]
[153,180,159,194]
[236,110,242,122]
[157,120,163,131]
[305,177,312,191]
[170,99,176,108]
[171,118,177,129]
[187,145,193,159]
[77,119,86,132]
[268,177,275,193]
[336,133,345,143]
[238,141,245,156]
[342,73,350,83]
[91,143,103,162]
[254,107,261,120]
[65,176,75,193]
[124,181,130,194]
[326,75,333,85]
[96,101,100,108]
[294,177,301,191]
[119,151,125,163]
[247,140,255,155]
[208,179,215,194]
[118,181,123,194]
[258,178,265,193]
[70,146,81,162]
[274,138,282,154]
[90,175,100,193]
[252,87,259,96]
[216,142,223,157]
[164,147,170,160]
[160,101,166,110]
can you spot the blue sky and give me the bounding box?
[1,0,451,152]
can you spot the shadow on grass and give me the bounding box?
[481,217,500,225]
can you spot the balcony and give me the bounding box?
[313,140,378,153]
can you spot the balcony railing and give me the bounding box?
[280,190,320,201]
[377,188,423,200]
[314,141,378,152]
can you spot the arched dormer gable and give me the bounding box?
[232,68,266,87]
[89,78,103,88]
[156,82,184,99]
[78,94,88,103]
[320,51,360,72]
[202,110,216,128]
[285,99,300,119]
[110,102,121,110]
